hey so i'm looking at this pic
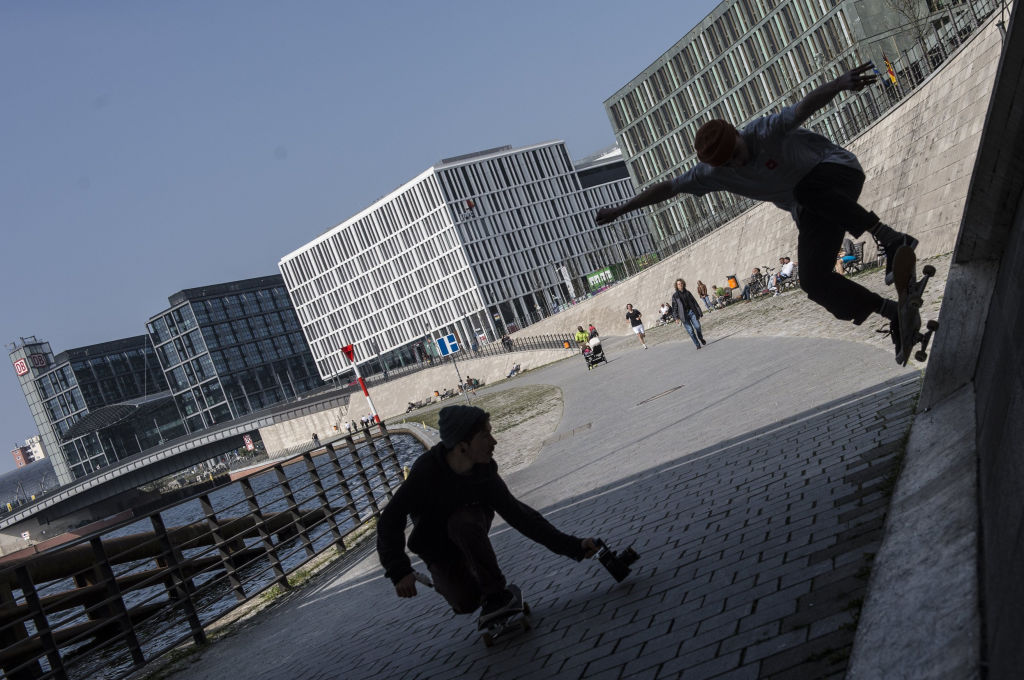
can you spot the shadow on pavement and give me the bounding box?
[171,373,920,680]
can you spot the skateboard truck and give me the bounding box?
[892,248,940,365]
[594,539,640,582]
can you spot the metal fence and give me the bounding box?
[0,424,413,680]
[353,332,575,389]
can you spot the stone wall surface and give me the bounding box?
[517,18,1002,342]
[259,347,575,451]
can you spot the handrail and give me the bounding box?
[0,423,416,680]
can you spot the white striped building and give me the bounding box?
[279,141,652,380]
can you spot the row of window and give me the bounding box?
[617,12,852,164]
[436,145,574,203]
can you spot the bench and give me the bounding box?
[777,264,800,293]
[842,241,866,275]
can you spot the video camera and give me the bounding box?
[594,539,640,582]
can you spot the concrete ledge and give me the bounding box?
[848,383,981,679]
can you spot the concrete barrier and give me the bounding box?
[515,17,1003,342]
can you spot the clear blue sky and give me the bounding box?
[0,0,721,474]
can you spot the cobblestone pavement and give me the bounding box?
[161,268,928,679]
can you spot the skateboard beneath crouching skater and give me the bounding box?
[478,585,531,648]
[892,246,939,365]
[413,572,531,647]
[412,538,640,648]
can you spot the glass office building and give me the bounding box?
[9,336,183,484]
[280,141,654,382]
[147,276,323,432]
[604,0,987,249]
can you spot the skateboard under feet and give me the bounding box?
[480,585,531,647]
[481,600,531,647]
[892,246,939,366]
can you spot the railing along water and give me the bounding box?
[0,425,421,680]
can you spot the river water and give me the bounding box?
[30,433,426,680]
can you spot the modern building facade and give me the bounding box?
[146,275,324,433]
[9,436,46,468]
[603,0,990,249]
[25,435,46,461]
[9,336,183,485]
[279,141,653,381]
[11,446,30,468]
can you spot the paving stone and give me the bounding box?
[154,337,921,680]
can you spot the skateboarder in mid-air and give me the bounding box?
[596,63,918,363]
[376,405,598,629]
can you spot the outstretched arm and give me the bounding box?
[595,178,681,225]
[792,62,876,127]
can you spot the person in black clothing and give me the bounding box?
[376,405,598,627]
[625,304,647,349]
[671,279,707,349]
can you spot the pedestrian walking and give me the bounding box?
[671,279,707,349]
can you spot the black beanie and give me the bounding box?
[438,405,488,449]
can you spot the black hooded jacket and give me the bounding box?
[672,287,703,321]
[376,442,586,583]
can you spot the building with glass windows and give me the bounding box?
[603,0,985,250]
[279,141,653,382]
[9,336,183,485]
[146,275,324,433]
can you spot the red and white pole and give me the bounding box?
[343,344,379,423]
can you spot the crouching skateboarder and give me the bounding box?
[376,405,598,632]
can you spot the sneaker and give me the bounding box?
[643,344,648,349]
[881,234,919,285]
[700,337,707,345]
[478,587,521,629]
[877,318,903,363]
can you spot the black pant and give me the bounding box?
[792,163,884,325]
[427,506,506,614]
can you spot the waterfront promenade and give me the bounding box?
[154,266,926,679]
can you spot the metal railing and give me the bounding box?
[353,332,575,390]
[0,424,414,680]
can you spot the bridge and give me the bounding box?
[0,5,1021,678]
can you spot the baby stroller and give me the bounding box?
[583,336,607,370]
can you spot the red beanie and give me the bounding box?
[695,120,738,167]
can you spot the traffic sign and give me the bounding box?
[435,334,460,357]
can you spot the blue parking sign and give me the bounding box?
[436,334,460,357]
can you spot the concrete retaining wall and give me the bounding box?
[257,347,574,453]
[342,348,573,420]
[516,19,1002,340]
[849,7,1020,678]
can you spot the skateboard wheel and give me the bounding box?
[926,320,939,331]
[915,350,928,362]
[910,298,923,309]
[922,265,936,277]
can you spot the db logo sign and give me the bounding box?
[13,359,29,376]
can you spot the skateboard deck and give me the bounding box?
[481,601,531,647]
[479,584,531,647]
[892,246,939,365]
